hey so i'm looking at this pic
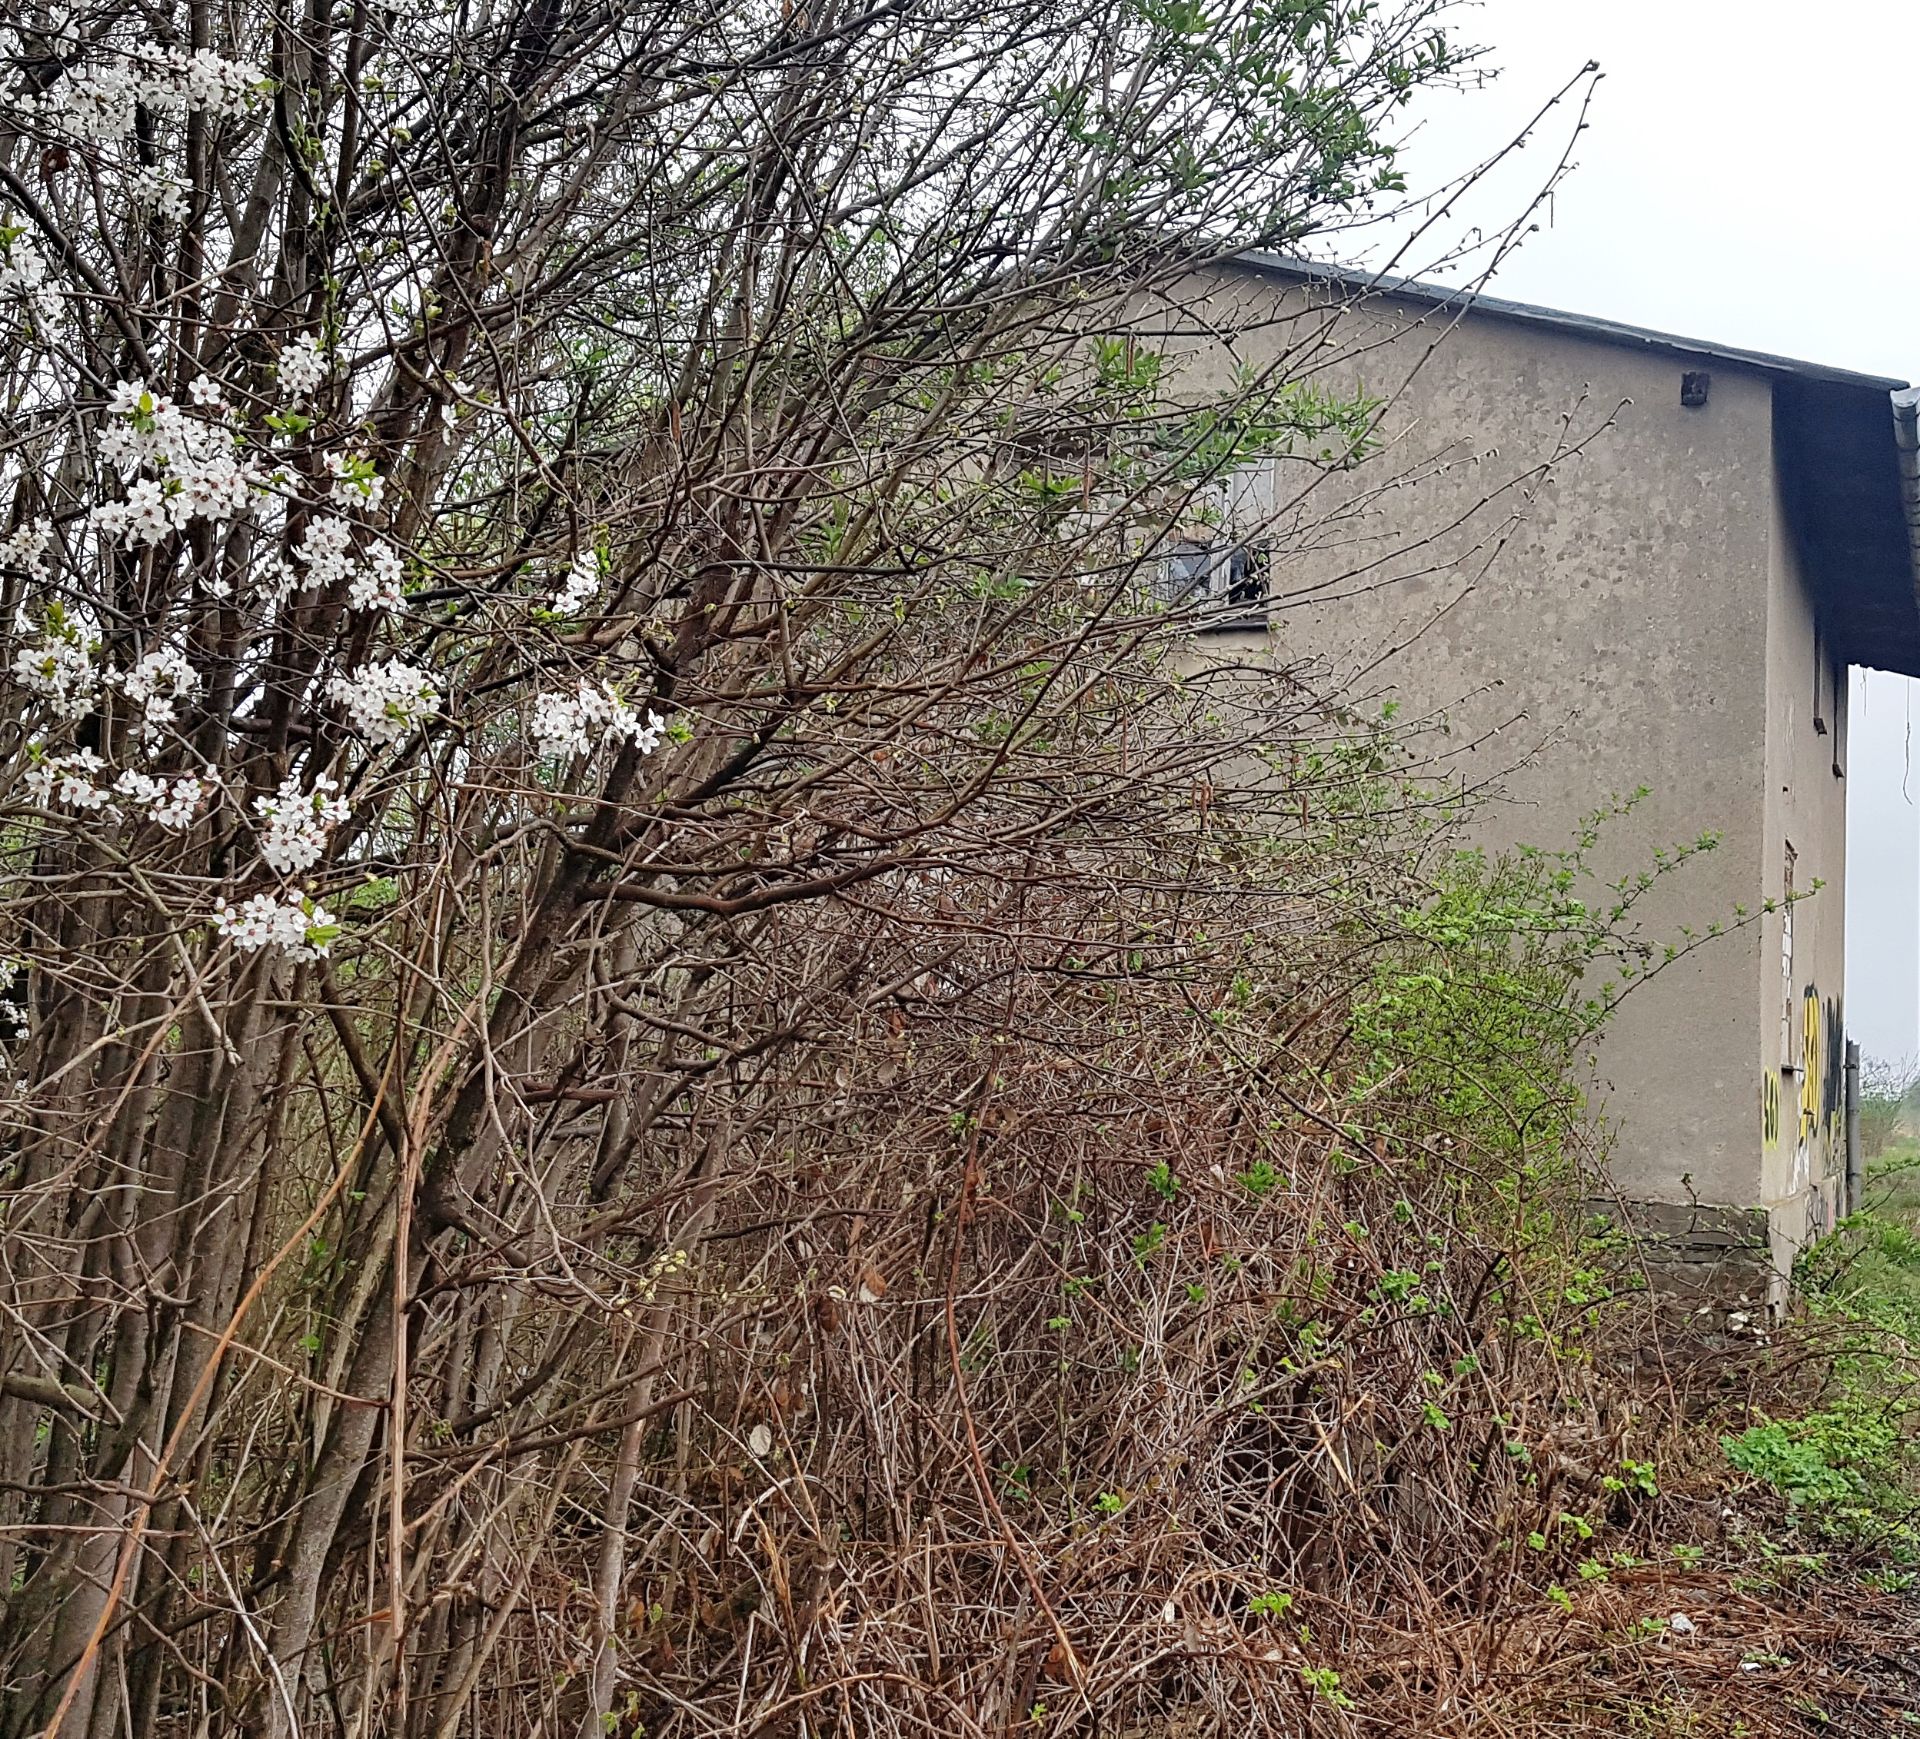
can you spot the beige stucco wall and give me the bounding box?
[1150,266,1839,1225]
[1761,474,1850,1259]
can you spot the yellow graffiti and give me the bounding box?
[1761,1071,1780,1147]
[1800,988,1822,1147]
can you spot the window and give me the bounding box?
[1156,539,1218,605]
[1152,461,1273,626]
[1154,536,1270,623]
[1227,543,1269,610]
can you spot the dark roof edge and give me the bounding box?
[1894,391,1920,635]
[1234,252,1911,395]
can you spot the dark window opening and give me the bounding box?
[1228,543,1269,610]
[1156,538,1269,623]
[1156,539,1214,606]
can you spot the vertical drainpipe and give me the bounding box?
[1845,1038,1863,1217]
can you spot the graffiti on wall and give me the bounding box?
[1799,986,1822,1152]
[1806,986,1844,1140]
[1779,984,1844,1230]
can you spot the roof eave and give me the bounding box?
[1894,391,1920,644]
[1233,252,1911,396]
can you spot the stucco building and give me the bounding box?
[1155,259,1920,1295]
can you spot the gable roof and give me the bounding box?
[1234,255,1920,679]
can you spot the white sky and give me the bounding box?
[1371,0,1920,1063]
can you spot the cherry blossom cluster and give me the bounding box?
[552,549,602,616]
[24,748,112,812]
[278,335,330,400]
[326,659,440,744]
[39,45,266,143]
[0,229,59,325]
[326,450,386,512]
[94,380,260,547]
[0,521,50,588]
[209,769,356,958]
[0,954,26,1045]
[24,750,208,830]
[295,515,405,612]
[128,165,190,224]
[12,608,99,719]
[530,680,665,762]
[212,889,341,963]
[114,768,212,830]
[14,625,203,744]
[253,774,350,876]
[117,646,201,740]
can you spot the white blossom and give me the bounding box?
[326,659,440,743]
[0,229,60,323]
[277,333,329,399]
[118,646,201,738]
[530,680,665,761]
[27,746,211,828]
[0,520,51,582]
[553,549,601,615]
[128,164,190,223]
[253,773,349,876]
[212,888,340,962]
[46,60,142,141]
[294,516,404,611]
[113,767,209,830]
[296,514,355,584]
[348,540,405,611]
[49,46,264,144]
[94,381,261,544]
[116,478,173,545]
[0,955,26,1044]
[325,450,386,513]
[12,613,98,718]
[26,747,112,810]
[173,46,266,116]
[262,557,301,611]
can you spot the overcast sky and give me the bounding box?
[1369,0,1920,1064]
